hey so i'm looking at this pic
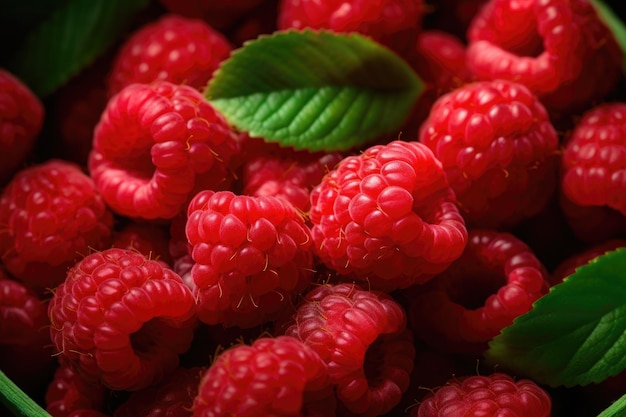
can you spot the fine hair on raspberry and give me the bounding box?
[186,190,314,328]
[48,248,198,391]
[309,139,468,291]
[89,81,239,220]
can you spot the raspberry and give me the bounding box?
[413,372,552,417]
[89,81,239,220]
[192,336,336,417]
[107,14,232,96]
[402,30,473,139]
[277,0,425,59]
[0,271,56,395]
[241,149,343,213]
[186,190,314,328]
[112,221,173,267]
[45,359,107,417]
[466,0,622,113]
[279,283,415,416]
[47,248,198,391]
[562,102,626,215]
[114,366,204,417]
[0,68,43,185]
[419,79,559,229]
[309,140,467,291]
[407,229,549,354]
[0,159,114,294]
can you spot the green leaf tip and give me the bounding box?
[591,0,626,74]
[0,370,52,417]
[205,29,424,152]
[7,0,149,98]
[486,247,626,388]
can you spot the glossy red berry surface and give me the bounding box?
[309,140,468,290]
[89,81,238,220]
[48,248,197,391]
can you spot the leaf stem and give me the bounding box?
[0,370,52,417]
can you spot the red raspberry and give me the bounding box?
[0,269,49,345]
[419,79,559,229]
[107,14,232,96]
[402,30,473,139]
[562,102,626,215]
[413,372,552,417]
[112,221,173,267]
[89,81,239,220]
[277,0,425,59]
[241,149,343,213]
[0,271,56,395]
[114,366,204,417]
[45,359,107,417]
[0,159,114,294]
[0,68,43,185]
[279,283,415,416]
[309,140,467,291]
[48,248,198,391]
[192,335,335,417]
[466,0,622,113]
[407,229,550,354]
[186,190,314,328]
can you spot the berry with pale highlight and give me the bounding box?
[89,81,238,220]
[192,336,336,417]
[419,79,559,229]
[413,372,552,417]
[309,140,467,291]
[186,190,314,328]
[48,248,198,391]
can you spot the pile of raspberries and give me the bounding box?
[1,0,625,416]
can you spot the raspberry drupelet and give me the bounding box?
[419,79,559,230]
[114,366,205,417]
[277,0,426,60]
[186,190,314,328]
[466,0,622,114]
[45,358,108,417]
[413,372,552,417]
[0,68,44,185]
[407,229,550,355]
[192,336,336,417]
[562,102,626,217]
[89,81,239,220]
[278,283,415,416]
[309,140,467,291]
[0,159,114,294]
[47,248,198,391]
[107,14,232,96]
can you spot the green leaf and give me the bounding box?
[591,0,626,73]
[0,370,52,417]
[6,0,149,98]
[486,247,626,387]
[597,393,626,417]
[205,29,423,152]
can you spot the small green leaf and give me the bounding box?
[6,0,149,97]
[0,370,52,417]
[591,0,626,73]
[486,248,626,387]
[205,29,423,152]
[597,393,626,417]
